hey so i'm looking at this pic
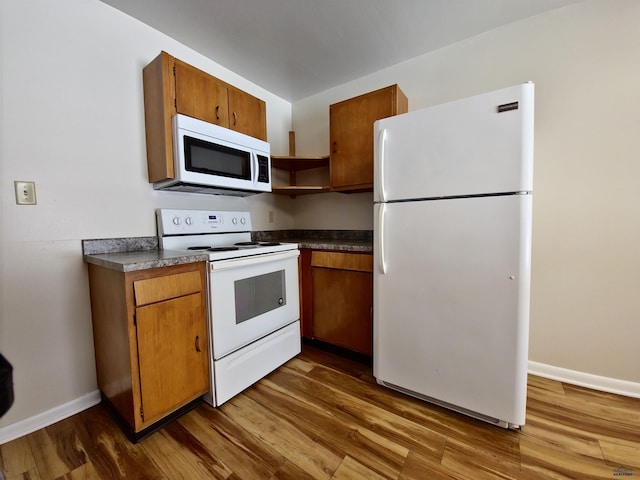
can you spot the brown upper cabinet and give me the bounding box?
[329,85,408,192]
[143,51,267,183]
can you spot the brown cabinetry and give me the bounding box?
[301,250,373,356]
[143,51,267,182]
[87,262,209,441]
[329,85,408,192]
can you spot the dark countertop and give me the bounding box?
[287,239,371,253]
[84,249,209,273]
[82,237,208,272]
[83,230,373,272]
[253,230,373,253]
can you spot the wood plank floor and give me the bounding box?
[1,344,639,479]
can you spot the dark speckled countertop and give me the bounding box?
[82,237,209,272]
[83,230,372,272]
[253,230,373,253]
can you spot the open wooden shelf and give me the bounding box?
[271,155,329,171]
[271,185,331,195]
[271,155,330,195]
[270,133,330,196]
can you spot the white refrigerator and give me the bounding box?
[373,83,534,429]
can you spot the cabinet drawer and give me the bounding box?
[134,270,202,306]
[311,251,373,272]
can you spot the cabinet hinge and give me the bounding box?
[140,405,144,421]
[133,313,136,326]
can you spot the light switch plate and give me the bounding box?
[15,181,37,205]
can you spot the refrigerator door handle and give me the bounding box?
[378,203,387,274]
[377,128,388,203]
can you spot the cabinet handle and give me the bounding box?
[195,335,201,352]
[215,106,220,120]
[232,112,237,126]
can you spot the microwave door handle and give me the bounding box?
[251,152,258,184]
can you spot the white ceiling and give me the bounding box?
[101,0,581,102]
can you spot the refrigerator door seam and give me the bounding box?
[379,191,532,204]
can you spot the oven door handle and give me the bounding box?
[209,249,300,271]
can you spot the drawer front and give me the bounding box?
[311,251,373,273]
[134,270,202,306]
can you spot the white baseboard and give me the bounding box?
[2,365,639,444]
[0,390,101,445]
[528,361,640,399]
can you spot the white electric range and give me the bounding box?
[157,209,301,406]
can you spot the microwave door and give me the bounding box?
[163,114,272,194]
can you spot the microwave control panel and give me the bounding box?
[257,155,270,184]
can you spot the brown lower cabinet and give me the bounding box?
[301,250,373,356]
[87,262,209,441]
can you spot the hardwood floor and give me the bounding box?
[1,344,639,479]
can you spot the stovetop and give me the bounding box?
[157,209,298,261]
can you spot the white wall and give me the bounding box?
[0,0,292,432]
[291,0,640,384]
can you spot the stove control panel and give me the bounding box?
[157,209,252,236]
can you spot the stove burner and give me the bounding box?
[208,246,240,252]
[235,241,259,247]
[260,241,282,246]
[187,246,211,250]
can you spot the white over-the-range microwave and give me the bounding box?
[153,114,271,196]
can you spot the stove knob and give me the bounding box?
[240,217,246,225]
[232,218,238,225]
[185,216,192,225]
[172,217,181,226]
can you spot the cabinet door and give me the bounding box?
[330,85,407,191]
[228,88,267,141]
[311,252,373,355]
[136,292,208,425]
[174,60,229,127]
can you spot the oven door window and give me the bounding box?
[235,270,286,324]
[184,135,251,180]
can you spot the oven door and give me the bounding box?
[208,249,300,359]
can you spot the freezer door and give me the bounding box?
[374,83,534,203]
[373,194,532,426]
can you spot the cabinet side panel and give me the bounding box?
[87,264,136,427]
[142,51,175,182]
[394,85,409,115]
